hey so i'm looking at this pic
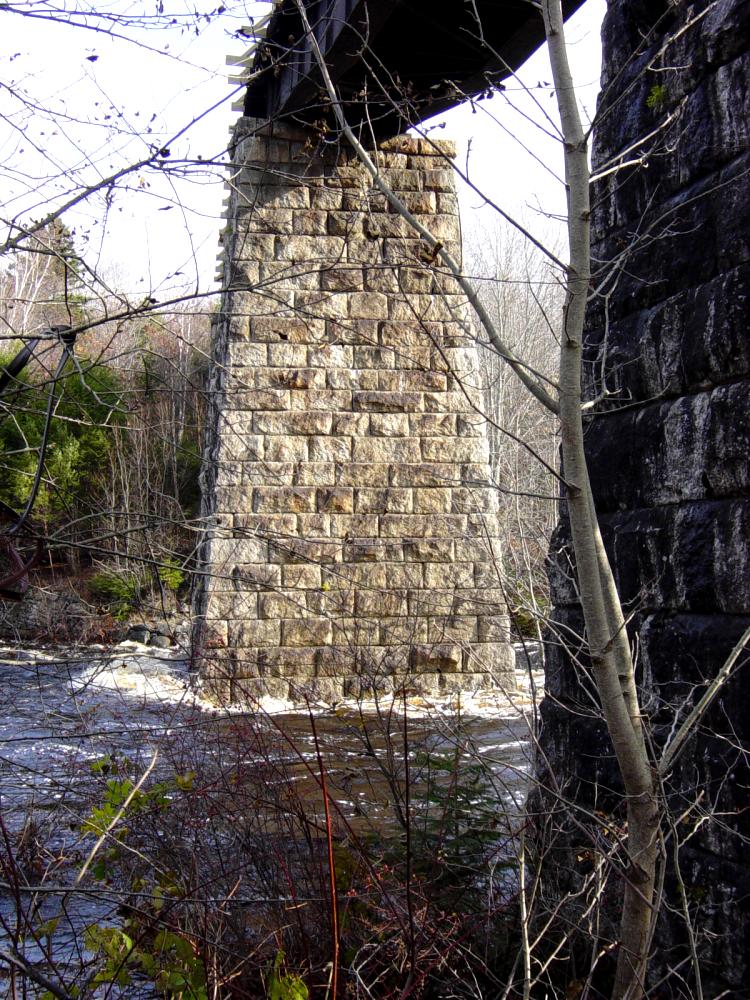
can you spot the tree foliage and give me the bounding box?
[0,351,124,527]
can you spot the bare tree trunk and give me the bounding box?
[541,4,658,998]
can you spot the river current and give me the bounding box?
[0,641,539,996]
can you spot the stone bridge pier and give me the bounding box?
[192,118,514,704]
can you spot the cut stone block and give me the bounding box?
[193,118,514,704]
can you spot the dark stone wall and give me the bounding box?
[541,1,750,994]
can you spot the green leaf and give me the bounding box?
[92,859,108,881]
[267,951,308,1000]
[175,771,197,792]
[36,917,60,937]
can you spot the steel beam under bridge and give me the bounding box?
[235,0,586,137]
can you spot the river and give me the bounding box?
[0,641,540,997]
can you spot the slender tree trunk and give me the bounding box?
[541,4,658,998]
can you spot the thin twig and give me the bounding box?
[309,711,339,1000]
[76,748,159,883]
[0,946,75,1000]
[659,625,750,777]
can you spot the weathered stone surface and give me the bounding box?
[0,586,93,642]
[353,391,423,412]
[541,3,750,995]
[193,118,514,709]
[355,487,413,513]
[410,643,462,673]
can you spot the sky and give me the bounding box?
[433,0,606,248]
[1,1,265,295]
[0,0,606,298]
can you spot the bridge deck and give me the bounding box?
[241,0,585,135]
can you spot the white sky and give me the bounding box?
[0,0,606,298]
[435,0,606,247]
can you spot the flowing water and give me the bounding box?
[0,641,539,996]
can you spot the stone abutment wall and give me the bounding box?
[193,118,514,704]
[542,0,750,991]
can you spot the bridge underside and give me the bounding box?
[238,0,584,136]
